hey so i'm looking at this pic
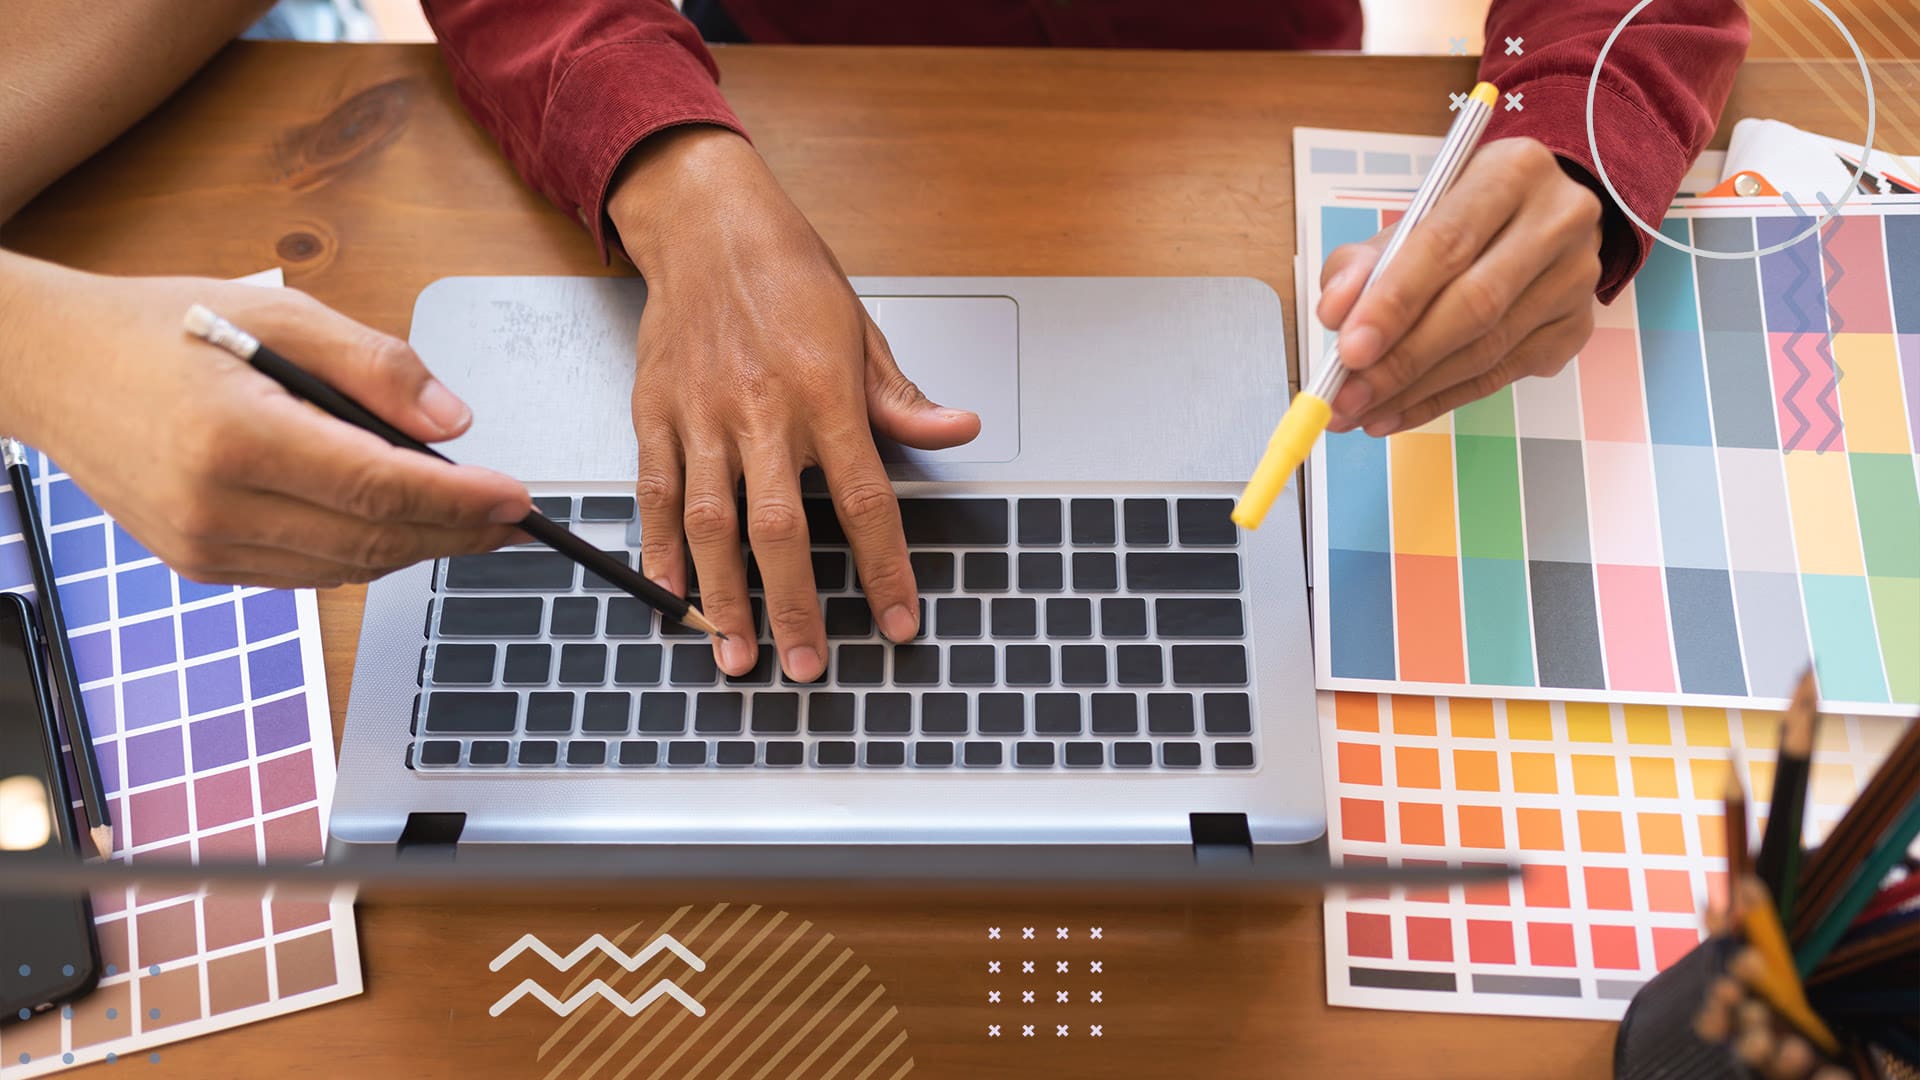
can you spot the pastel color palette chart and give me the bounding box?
[0,447,360,1076]
[1294,129,1920,716]
[1319,691,1910,1019]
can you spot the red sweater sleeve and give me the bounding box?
[422,0,746,261]
[1477,0,1748,301]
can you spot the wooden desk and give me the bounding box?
[9,43,1912,1080]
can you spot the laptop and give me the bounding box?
[328,276,1323,878]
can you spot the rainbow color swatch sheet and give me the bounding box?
[1296,129,1920,716]
[0,442,360,1076]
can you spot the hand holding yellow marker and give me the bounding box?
[1232,81,1500,530]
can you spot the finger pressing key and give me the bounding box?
[680,451,757,674]
[743,450,826,682]
[819,435,918,643]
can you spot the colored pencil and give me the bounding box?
[1724,762,1751,920]
[1795,720,1920,939]
[1756,670,1818,916]
[1731,945,1842,1055]
[1797,794,1920,977]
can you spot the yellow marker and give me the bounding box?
[1232,81,1499,530]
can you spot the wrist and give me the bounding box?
[605,125,805,282]
[0,251,68,440]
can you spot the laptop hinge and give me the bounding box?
[1189,812,1253,865]
[396,812,465,861]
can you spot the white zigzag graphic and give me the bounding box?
[488,933,707,974]
[488,978,707,1019]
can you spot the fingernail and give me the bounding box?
[1364,414,1402,438]
[416,379,471,435]
[1340,326,1383,368]
[1331,380,1373,418]
[652,576,675,593]
[719,635,755,675]
[936,407,976,421]
[784,645,824,683]
[489,501,527,524]
[880,604,918,642]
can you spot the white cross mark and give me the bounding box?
[1448,92,1468,112]
[988,927,1000,940]
[1056,990,1069,1003]
[1091,1025,1104,1037]
[988,961,1001,973]
[1056,927,1069,939]
[1021,927,1035,940]
[1022,990,1035,1003]
[989,991,1001,1003]
[1504,91,1524,112]
[989,1025,1001,1037]
[1089,927,1103,940]
[1056,961,1069,973]
[1091,990,1104,1003]
[1022,961,1035,973]
[1504,36,1524,55]
[1449,36,1467,55]
[1056,1025,1070,1037]
[1090,961,1103,973]
[1023,1025,1034,1038]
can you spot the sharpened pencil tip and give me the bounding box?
[681,606,725,639]
[89,824,114,861]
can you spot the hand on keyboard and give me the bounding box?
[605,126,981,681]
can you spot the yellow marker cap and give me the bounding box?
[1231,392,1332,530]
[1469,81,1498,108]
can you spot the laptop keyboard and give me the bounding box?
[406,494,1257,773]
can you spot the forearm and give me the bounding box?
[0,250,84,441]
[0,0,272,223]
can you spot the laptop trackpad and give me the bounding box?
[861,295,1019,464]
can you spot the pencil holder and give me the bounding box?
[1614,935,1748,1080]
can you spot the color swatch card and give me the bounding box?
[1318,691,1909,1019]
[1295,128,1920,716]
[0,273,362,1075]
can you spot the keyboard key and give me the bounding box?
[423,692,517,733]
[991,598,1038,638]
[695,692,744,734]
[533,496,571,520]
[1197,693,1254,737]
[617,740,659,767]
[864,692,912,734]
[418,740,460,767]
[503,643,552,685]
[567,740,608,766]
[1017,552,1064,592]
[1177,499,1238,546]
[814,740,857,767]
[1072,552,1118,592]
[838,644,885,685]
[582,692,633,733]
[921,693,969,734]
[1147,693,1196,734]
[963,552,1008,592]
[812,551,849,590]
[763,740,805,767]
[430,644,496,685]
[667,740,708,767]
[1017,498,1062,545]
[579,495,635,521]
[1046,598,1093,638]
[614,644,664,685]
[1155,598,1246,638]
[637,693,686,733]
[556,643,606,685]
[1064,741,1104,768]
[670,644,719,685]
[1127,552,1241,592]
[896,498,1009,545]
[962,741,1003,768]
[1059,645,1106,686]
[913,741,955,767]
[807,693,857,734]
[1005,645,1052,686]
[525,692,574,733]
[1101,597,1148,638]
[508,740,552,766]
[936,598,982,638]
[715,740,757,767]
[469,740,510,766]
[1116,644,1164,686]
[1215,742,1256,768]
[726,651,777,686]
[660,602,709,636]
[909,551,954,592]
[750,693,800,734]
[825,598,873,637]
[550,596,600,637]
[444,550,574,591]
[1161,742,1203,768]
[1171,645,1249,686]
[1112,741,1153,768]
[438,597,542,637]
[892,644,940,685]
[949,645,996,686]
[1123,499,1170,546]
[865,741,906,767]
[977,693,1026,734]
[1070,499,1115,545]
[1034,693,1082,735]
[605,597,653,637]
[1090,693,1138,734]
[1015,741,1055,768]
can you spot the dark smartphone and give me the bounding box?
[0,590,100,1021]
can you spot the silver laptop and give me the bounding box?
[328,276,1323,878]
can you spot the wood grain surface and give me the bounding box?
[8,42,1914,1080]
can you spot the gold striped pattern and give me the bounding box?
[529,905,913,1080]
[1744,0,1920,158]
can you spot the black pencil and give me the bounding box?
[3,437,114,859]
[1756,669,1818,918]
[180,305,720,638]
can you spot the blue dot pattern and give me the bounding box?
[106,1052,119,1064]
[147,964,161,976]
[107,1007,118,1019]
[16,1007,28,1021]
[63,1053,74,1064]
[148,1007,161,1019]
[62,963,75,977]
[16,964,28,976]
[62,1005,73,1019]
[149,1054,162,1064]
[17,1052,29,1065]
[106,964,118,976]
